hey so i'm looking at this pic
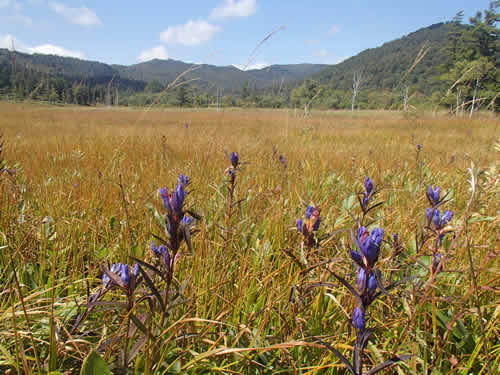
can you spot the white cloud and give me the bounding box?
[234,61,269,71]
[137,45,168,62]
[210,0,257,19]
[160,20,221,46]
[328,24,340,36]
[27,44,85,58]
[1,0,32,26]
[0,34,18,49]
[49,2,102,26]
[0,34,85,58]
[315,48,329,57]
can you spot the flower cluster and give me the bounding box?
[279,154,287,169]
[350,226,384,327]
[360,177,375,212]
[296,205,321,247]
[102,262,140,296]
[159,174,195,254]
[425,185,453,273]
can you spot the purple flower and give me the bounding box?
[296,218,303,232]
[172,183,185,217]
[427,185,440,206]
[102,273,110,286]
[305,205,314,219]
[365,177,374,195]
[426,207,432,223]
[350,250,363,266]
[160,188,173,214]
[358,227,384,267]
[432,253,442,273]
[178,173,189,187]
[279,154,288,168]
[164,247,171,269]
[432,209,441,228]
[353,307,365,330]
[367,273,377,294]
[230,152,239,168]
[132,264,140,278]
[181,215,194,225]
[357,267,367,292]
[393,233,398,243]
[362,192,369,210]
[441,210,453,226]
[432,209,454,230]
[151,241,169,257]
[417,144,422,151]
[121,264,130,285]
[313,215,321,231]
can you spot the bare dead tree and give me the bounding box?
[351,71,364,111]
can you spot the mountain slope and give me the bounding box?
[312,23,453,94]
[113,59,328,91]
[0,49,327,93]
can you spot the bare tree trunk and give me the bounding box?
[403,85,409,111]
[351,71,363,111]
[469,78,479,118]
[455,87,460,116]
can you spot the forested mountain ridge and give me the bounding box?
[312,22,452,94]
[0,49,327,94]
[114,59,328,91]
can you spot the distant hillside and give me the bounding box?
[312,23,454,94]
[0,49,327,93]
[114,60,328,91]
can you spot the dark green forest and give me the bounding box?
[0,1,498,111]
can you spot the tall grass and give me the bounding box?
[0,102,498,374]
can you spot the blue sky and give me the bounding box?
[0,0,493,69]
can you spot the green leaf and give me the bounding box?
[80,351,111,375]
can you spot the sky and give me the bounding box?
[0,0,494,69]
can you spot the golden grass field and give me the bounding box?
[0,101,498,374]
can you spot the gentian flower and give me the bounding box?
[427,185,440,206]
[353,307,365,330]
[417,144,422,151]
[172,183,185,217]
[305,205,314,219]
[279,154,288,168]
[432,209,441,228]
[230,152,239,168]
[296,218,304,233]
[160,188,173,214]
[362,192,369,210]
[121,264,130,285]
[178,173,189,187]
[313,215,321,231]
[357,227,384,267]
[350,250,363,266]
[426,207,432,223]
[367,273,377,294]
[365,177,374,195]
[432,253,442,273]
[181,215,194,225]
[357,267,367,292]
[132,264,140,278]
[441,210,454,226]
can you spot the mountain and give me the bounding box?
[114,60,328,91]
[312,22,454,95]
[0,49,327,93]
